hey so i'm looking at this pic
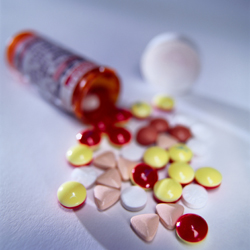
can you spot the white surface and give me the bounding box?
[186,138,208,156]
[1,0,250,250]
[171,113,196,127]
[191,123,213,141]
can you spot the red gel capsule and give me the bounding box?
[76,129,101,148]
[92,120,109,133]
[176,214,208,244]
[113,108,132,124]
[131,163,158,190]
[136,126,158,146]
[150,118,169,133]
[107,126,132,146]
[169,125,192,143]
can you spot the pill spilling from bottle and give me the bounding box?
[6,31,220,246]
[56,95,221,245]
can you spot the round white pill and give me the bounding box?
[120,141,145,162]
[71,167,97,189]
[141,33,200,94]
[121,186,147,212]
[182,183,208,209]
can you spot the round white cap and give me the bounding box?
[141,33,201,94]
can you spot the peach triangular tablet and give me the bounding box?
[96,168,122,189]
[94,185,120,211]
[117,156,138,181]
[130,214,159,242]
[93,151,116,169]
[156,133,178,149]
[156,203,184,230]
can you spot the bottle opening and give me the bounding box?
[72,67,120,123]
[82,86,116,125]
[81,93,101,112]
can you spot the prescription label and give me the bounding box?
[13,35,96,111]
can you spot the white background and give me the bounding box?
[0,0,250,249]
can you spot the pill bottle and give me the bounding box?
[6,31,120,123]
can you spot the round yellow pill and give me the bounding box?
[195,167,222,189]
[169,143,193,163]
[152,95,174,111]
[168,162,195,185]
[57,181,87,208]
[66,144,93,166]
[131,102,152,119]
[143,146,169,169]
[153,178,182,203]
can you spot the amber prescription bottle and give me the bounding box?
[6,31,120,122]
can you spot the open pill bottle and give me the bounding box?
[6,31,120,123]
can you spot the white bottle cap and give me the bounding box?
[141,33,201,95]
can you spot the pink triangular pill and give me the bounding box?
[130,214,159,242]
[94,185,120,211]
[156,133,178,149]
[156,203,184,230]
[117,156,138,181]
[96,168,122,189]
[93,151,116,169]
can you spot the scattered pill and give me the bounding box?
[186,138,208,156]
[168,162,195,185]
[112,108,132,124]
[121,186,147,212]
[156,203,184,230]
[61,95,220,245]
[143,146,169,169]
[94,185,120,211]
[169,144,193,163]
[93,151,117,169]
[57,181,87,209]
[182,184,208,209]
[92,120,109,133]
[131,163,158,190]
[169,125,192,143]
[136,126,158,146]
[117,156,138,181]
[195,167,222,189]
[153,178,182,203]
[156,133,178,149]
[107,126,132,147]
[76,129,101,150]
[152,95,174,111]
[66,144,93,167]
[96,168,122,189]
[141,34,200,94]
[120,141,145,162]
[149,118,169,133]
[130,214,159,242]
[131,102,152,119]
[71,167,97,189]
[176,214,208,244]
